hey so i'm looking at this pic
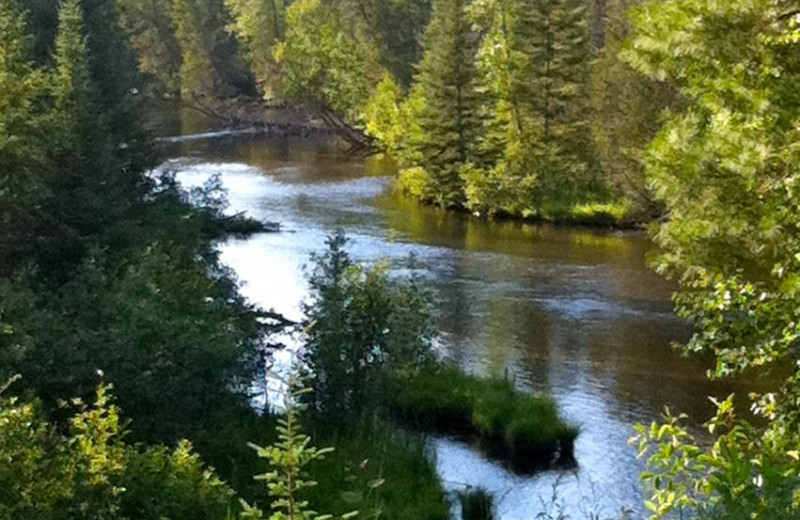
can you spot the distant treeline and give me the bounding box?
[95,0,675,224]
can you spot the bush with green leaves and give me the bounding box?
[0,379,238,520]
[0,234,266,444]
[623,1,800,518]
[302,231,434,419]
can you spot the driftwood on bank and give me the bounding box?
[181,96,376,150]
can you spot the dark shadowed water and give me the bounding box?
[161,119,763,519]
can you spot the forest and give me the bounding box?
[1,0,800,519]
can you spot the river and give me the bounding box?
[160,122,759,520]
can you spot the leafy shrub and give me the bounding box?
[303,231,433,419]
[633,397,800,520]
[396,166,432,200]
[0,380,238,520]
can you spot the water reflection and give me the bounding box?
[166,133,765,519]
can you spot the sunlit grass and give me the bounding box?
[388,365,578,467]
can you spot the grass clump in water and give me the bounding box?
[457,488,495,520]
[389,366,578,468]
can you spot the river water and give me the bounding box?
[161,127,758,520]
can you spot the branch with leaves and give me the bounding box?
[240,371,358,520]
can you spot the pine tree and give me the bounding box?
[408,0,484,207]
[82,0,153,171]
[464,0,596,216]
[0,0,48,272]
[41,0,114,272]
[514,0,595,207]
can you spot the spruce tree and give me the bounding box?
[82,0,153,172]
[514,0,595,207]
[0,0,48,272]
[37,0,146,276]
[409,0,483,207]
[464,0,596,216]
[43,0,112,271]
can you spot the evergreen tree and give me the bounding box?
[40,0,118,273]
[82,0,153,171]
[406,0,483,207]
[463,0,597,216]
[372,0,432,88]
[514,0,595,207]
[330,0,432,88]
[0,0,48,272]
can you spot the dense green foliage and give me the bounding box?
[107,0,689,225]
[224,0,285,101]
[303,231,434,418]
[10,0,800,518]
[0,0,266,469]
[1,1,448,503]
[589,0,678,217]
[0,382,239,520]
[273,0,380,134]
[623,1,800,518]
[370,0,655,223]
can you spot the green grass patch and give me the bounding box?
[197,411,447,520]
[306,420,449,520]
[388,366,578,469]
[559,200,633,227]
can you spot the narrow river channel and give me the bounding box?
[161,124,759,520]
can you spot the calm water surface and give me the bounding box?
[162,127,759,520]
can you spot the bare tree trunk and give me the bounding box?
[592,0,607,50]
